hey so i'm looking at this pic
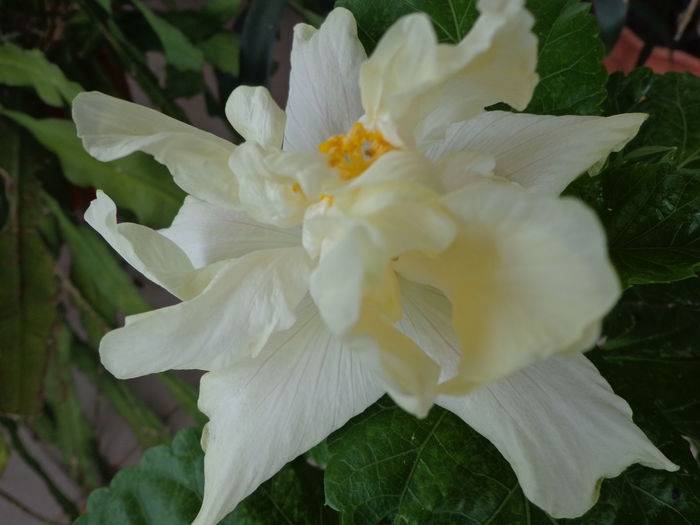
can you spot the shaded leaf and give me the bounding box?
[599,278,700,441]
[131,0,204,72]
[566,163,700,287]
[78,427,334,524]
[31,326,104,490]
[325,395,700,525]
[633,73,700,169]
[0,121,58,416]
[602,69,655,116]
[1,110,185,228]
[239,0,286,86]
[0,43,83,107]
[199,32,240,76]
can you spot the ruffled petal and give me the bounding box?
[99,247,312,378]
[85,190,202,300]
[360,0,537,148]
[159,196,300,268]
[428,111,647,195]
[225,85,286,148]
[438,354,678,518]
[284,8,366,152]
[229,142,331,227]
[193,299,383,525]
[395,180,620,395]
[72,92,238,207]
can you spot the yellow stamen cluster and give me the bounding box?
[318,122,395,181]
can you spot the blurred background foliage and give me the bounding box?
[0,0,699,524]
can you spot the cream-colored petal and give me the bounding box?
[309,225,384,334]
[438,354,677,519]
[159,196,300,268]
[284,8,366,152]
[225,85,285,148]
[230,142,331,227]
[72,92,238,207]
[99,247,312,378]
[429,111,647,195]
[350,304,440,418]
[85,190,203,300]
[396,278,461,383]
[395,180,620,394]
[360,0,537,148]
[193,299,383,525]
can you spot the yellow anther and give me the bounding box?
[292,182,302,194]
[320,193,334,205]
[318,122,396,180]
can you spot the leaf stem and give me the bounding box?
[0,418,80,520]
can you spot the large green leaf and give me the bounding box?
[78,427,335,525]
[523,0,607,116]
[0,111,185,228]
[131,0,204,72]
[336,0,607,116]
[0,121,58,416]
[567,162,700,287]
[0,43,83,107]
[632,73,700,169]
[324,395,700,525]
[598,278,700,441]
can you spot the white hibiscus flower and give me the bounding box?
[72,1,677,523]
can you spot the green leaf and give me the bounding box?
[78,427,334,524]
[0,121,58,416]
[524,0,607,116]
[131,0,204,72]
[633,73,700,169]
[325,396,700,524]
[599,278,700,441]
[0,110,185,228]
[0,43,83,107]
[31,327,103,490]
[566,163,700,288]
[602,69,655,116]
[199,32,240,76]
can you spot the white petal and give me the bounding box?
[85,190,202,300]
[284,8,366,152]
[429,111,647,195]
[438,354,678,519]
[230,142,331,227]
[72,92,238,207]
[225,86,285,148]
[360,0,537,148]
[99,247,312,378]
[159,196,300,268]
[395,181,620,394]
[193,299,383,525]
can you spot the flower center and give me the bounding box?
[318,122,395,181]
